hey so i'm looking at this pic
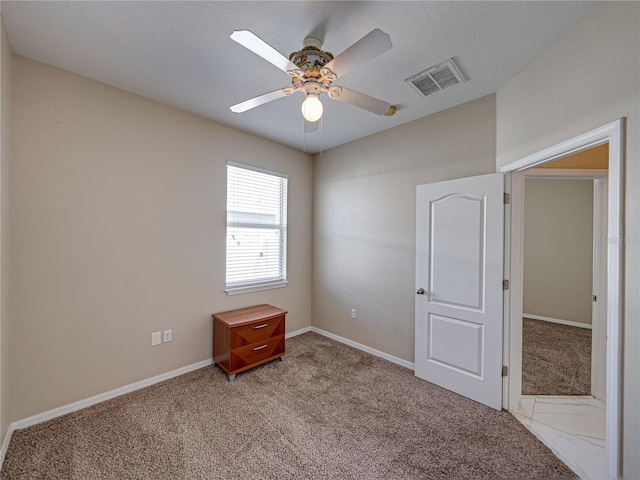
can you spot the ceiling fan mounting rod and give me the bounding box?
[302,36,322,50]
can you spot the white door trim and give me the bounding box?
[523,168,608,179]
[592,177,608,400]
[500,119,623,479]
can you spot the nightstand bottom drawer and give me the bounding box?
[229,334,285,372]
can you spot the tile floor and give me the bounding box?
[512,395,606,479]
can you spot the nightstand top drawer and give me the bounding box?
[212,304,287,328]
[231,316,284,348]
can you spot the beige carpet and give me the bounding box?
[2,332,575,479]
[522,318,592,395]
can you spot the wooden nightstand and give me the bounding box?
[212,304,286,381]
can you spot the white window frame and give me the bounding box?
[225,161,288,295]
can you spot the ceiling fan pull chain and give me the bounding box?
[319,117,323,157]
[303,117,307,153]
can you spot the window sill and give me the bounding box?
[225,280,289,296]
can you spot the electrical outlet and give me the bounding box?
[351,309,357,319]
[151,332,161,346]
[163,330,172,343]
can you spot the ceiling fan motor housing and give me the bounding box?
[289,41,335,88]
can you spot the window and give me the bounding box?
[225,162,288,295]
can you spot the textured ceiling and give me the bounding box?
[1,1,596,154]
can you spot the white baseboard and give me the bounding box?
[0,423,15,469]
[2,324,410,470]
[523,314,592,330]
[11,358,213,433]
[310,326,415,370]
[7,326,316,436]
[286,326,312,338]
[0,358,210,469]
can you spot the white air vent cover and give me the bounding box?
[405,59,465,98]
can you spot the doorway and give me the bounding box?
[521,149,608,400]
[501,120,623,478]
[518,159,609,478]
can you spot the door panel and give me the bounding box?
[430,194,485,309]
[415,173,504,410]
[429,314,483,376]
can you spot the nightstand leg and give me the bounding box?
[280,355,286,361]
[227,374,236,382]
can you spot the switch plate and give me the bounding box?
[151,331,161,346]
[163,330,172,343]
[351,309,357,319]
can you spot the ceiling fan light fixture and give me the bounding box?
[301,94,323,122]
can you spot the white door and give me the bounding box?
[415,173,504,410]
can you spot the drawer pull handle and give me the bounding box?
[253,323,268,330]
[253,344,268,351]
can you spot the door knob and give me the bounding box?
[416,288,425,295]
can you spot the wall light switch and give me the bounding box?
[151,331,162,346]
[163,330,172,343]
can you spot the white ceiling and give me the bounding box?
[1,1,596,154]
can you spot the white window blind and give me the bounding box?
[225,162,288,294]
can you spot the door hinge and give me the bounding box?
[502,365,508,377]
[502,279,509,290]
[503,193,510,204]
[592,295,598,302]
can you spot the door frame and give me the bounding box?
[500,119,623,479]
[592,176,608,400]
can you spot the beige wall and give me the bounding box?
[3,3,638,475]
[523,179,593,325]
[496,2,640,476]
[312,94,496,362]
[0,16,13,445]
[10,56,313,421]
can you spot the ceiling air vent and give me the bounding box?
[405,59,465,98]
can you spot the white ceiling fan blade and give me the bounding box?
[325,29,392,78]
[332,87,391,115]
[230,30,298,73]
[230,89,289,113]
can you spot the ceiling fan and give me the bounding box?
[229,29,396,127]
